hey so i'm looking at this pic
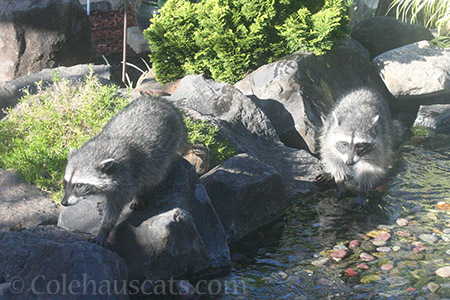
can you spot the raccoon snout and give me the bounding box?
[345,159,355,166]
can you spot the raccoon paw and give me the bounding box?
[90,232,109,247]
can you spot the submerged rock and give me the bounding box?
[436,266,450,278]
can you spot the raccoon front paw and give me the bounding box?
[90,232,109,247]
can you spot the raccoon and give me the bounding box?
[61,94,187,246]
[319,88,394,207]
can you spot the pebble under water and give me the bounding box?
[208,135,450,300]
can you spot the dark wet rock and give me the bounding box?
[0,169,60,232]
[234,42,388,153]
[361,240,376,252]
[59,159,231,282]
[351,16,433,59]
[0,64,111,120]
[412,104,450,135]
[173,280,199,300]
[0,0,92,83]
[167,75,323,200]
[374,41,450,98]
[0,225,128,300]
[201,154,289,243]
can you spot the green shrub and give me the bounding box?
[0,73,130,199]
[184,116,237,162]
[0,74,236,200]
[144,0,350,84]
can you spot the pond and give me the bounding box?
[208,134,450,300]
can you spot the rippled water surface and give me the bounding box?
[212,135,450,300]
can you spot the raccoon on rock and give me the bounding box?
[61,95,187,246]
[319,88,394,207]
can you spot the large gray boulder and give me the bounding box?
[234,42,388,153]
[0,170,60,232]
[167,75,323,200]
[0,225,129,300]
[0,0,92,83]
[351,16,434,58]
[373,41,450,98]
[412,104,450,135]
[201,154,289,243]
[58,159,231,282]
[0,64,111,120]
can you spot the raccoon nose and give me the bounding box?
[346,159,354,166]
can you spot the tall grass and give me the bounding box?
[389,0,450,35]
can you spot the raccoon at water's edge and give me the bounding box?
[61,94,187,246]
[319,88,394,207]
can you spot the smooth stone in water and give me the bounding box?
[377,247,392,253]
[419,234,439,243]
[428,282,440,293]
[392,246,401,252]
[311,257,330,267]
[436,266,450,278]
[360,253,376,262]
[349,240,360,249]
[381,264,394,271]
[331,249,350,260]
[386,276,409,287]
[396,218,409,227]
[372,239,387,246]
[357,263,370,270]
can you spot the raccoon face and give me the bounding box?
[61,158,116,206]
[335,139,375,166]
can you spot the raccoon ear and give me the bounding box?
[332,112,341,126]
[371,115,379,127]
[97,158,116,173]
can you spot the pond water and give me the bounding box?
[208,135,450,300]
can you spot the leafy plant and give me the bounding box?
[0,72,130,200]
[184,116,237,162]
[389,0,450,35]
[144,0,350,84]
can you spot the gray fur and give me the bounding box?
[61,95,187,246]
[319,88,393,206]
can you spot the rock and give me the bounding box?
[234,42,388,153]
[428,282,440,293]
[126,26,149,54]
[360,253,376,262]
[0,64,111,120]
[349,240,360,249]
[311,258,330,267]
[372,239,387,247]
[351,16,433,59]
[183,144,211,175]
[0,226,129,300]
[331,249,350,260]
[0,282,10,298]
[345,268,358,277]
[0,0,92,83]
[392,246,401,252]
[59,159,231,282]
[418,234,439,243]
[374,41,450,98]
[0,170,60,232]
[360,274,382,284]
[201,154,289,243]
[357,263,370,270]
[396,218,409,227]
[376,247,391,253]
[381,264,394,271]
[436,266,450,278]
[386,276,409,287]
[375,232,392,242]
[173,280,199,300]
[361,240,376,252]
[412,104,450,135]
[167,75,323,200]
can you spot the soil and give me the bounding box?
[89,9,151,86]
